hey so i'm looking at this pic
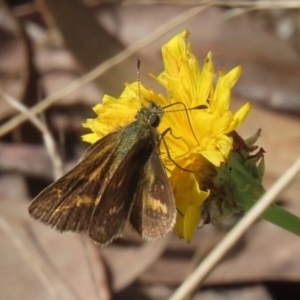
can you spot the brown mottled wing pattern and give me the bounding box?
[28,131,123,233]
[129,148,176,239]
[29,114,176,244]
[88,138,154,244]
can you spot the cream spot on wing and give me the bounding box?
[75,196,93,207]
[147,198,168,214]
[109,206,120,215]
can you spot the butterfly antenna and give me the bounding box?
[163,101,206,146]
[135,58,151,105]
[135,58,143,102]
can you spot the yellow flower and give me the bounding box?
[82,30,251,242]
[82,83,165,143]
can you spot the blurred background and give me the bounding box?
[1,0,300,299]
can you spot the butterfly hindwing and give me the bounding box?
[88,136,155,244]
[129,148,176,239]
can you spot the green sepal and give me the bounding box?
[205,130,300,237]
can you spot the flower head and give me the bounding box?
[82,30,252,242]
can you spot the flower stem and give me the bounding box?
[262,204,300,237]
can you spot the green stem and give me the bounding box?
[262,204,300,237]
[243,191,300,237]
[240,186,300,237]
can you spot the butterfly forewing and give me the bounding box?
[129,148,176,239]
[28,132,124,232]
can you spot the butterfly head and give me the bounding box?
[136,101,163,128]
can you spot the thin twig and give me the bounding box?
[0,5,209,137]
[124,0,300,9]
[0,90,63,180]
[79,236,111,300]
[0,216,59,299]
[168,157,300,300]
[24,223,84,300]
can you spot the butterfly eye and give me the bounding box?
[149,113,160,127]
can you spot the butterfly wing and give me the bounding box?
[29,116,174,244]
[87,137,155,244]
[129,148,176,239]
[28,131,124,232]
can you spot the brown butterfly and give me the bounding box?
[28,101,176,245]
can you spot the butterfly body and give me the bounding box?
[29,101,176,245]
